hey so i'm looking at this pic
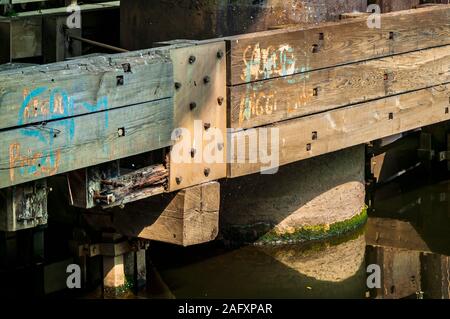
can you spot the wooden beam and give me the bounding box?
[0,48,173,130]
[229,45,450,129]
[84,182,220,247]
[228,84,450,177]
[226,5,450,85]
[0,98,173,188]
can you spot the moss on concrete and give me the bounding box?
[258,207,368,245]
[222,206,368,245]
[103,276,135,299]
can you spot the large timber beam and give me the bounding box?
[83,182,220,247]
[226,5,450,85]
[0,47,174,189]
[229,84,450,177]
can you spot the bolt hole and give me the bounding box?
[116,75,124,86]
[319,32,324,41]
[306,143,312,151]
[312,44,319,53]
[313,88,319,96]
[446,107,449,114]
[122,63,131,73]
[312,131,318,140]
[389,113,394,120]
[389,31,395,40]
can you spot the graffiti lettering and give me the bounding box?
[9,143,60,182]
[242,44,296,82]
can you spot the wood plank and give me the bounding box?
[228,84,450,177]
[229,45,450,129]
[227,5,450,85]
[0,48,173,130]
[0,98,173,189]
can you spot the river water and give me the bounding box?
[144,178,450,299]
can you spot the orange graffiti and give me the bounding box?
[9,143,60,182]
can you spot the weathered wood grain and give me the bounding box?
[228,84,450,177]
[229,45,450,129]
[0,98,173,189]
[0,48,173,130]
[227,5,450,85]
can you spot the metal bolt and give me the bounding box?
[189,102,197,110]
[188,55,196,64]
[203,76,211,84]
[217,96,224,105]
[204,123,211,130]
[175,82,182,90]
[204,168,211,177]
[176,176,183,185]
[217,50,224,59]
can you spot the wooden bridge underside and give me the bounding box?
[1,5,450,238]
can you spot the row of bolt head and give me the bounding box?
[175,168,211,185]
[188,50,224,64]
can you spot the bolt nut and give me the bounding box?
[217,50,224,59]
[188,55,196,64]
[204,168,211,177]
[204,123,211,130]
[175,82,182,90]
[217,143,224,151]
[175,176,183,185]
[189,102,197,110]
[203,76,211,84]
[217,96,224,105]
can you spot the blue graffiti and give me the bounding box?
[18,87,109,143]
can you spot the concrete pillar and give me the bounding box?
[220,145,367,244]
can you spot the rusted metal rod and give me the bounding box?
[68,34,129,53]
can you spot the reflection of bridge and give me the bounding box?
[1,2,450,296]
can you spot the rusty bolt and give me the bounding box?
[217,50,224,59]
[189,102,197,110]
[203,76,211,84]
[175,176,183,185]
[188,55,196,64]
[175,82,182,90]
[217,96,224,105]
[204,168,211,177]
[204,123,211,130]
[94,193,116,205]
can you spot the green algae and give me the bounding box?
[223,206,368,245]
[258,207,368,245]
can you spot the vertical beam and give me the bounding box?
[169,42,227,191]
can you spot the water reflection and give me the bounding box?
[147,180,450,299]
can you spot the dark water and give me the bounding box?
[144,179,450,299]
